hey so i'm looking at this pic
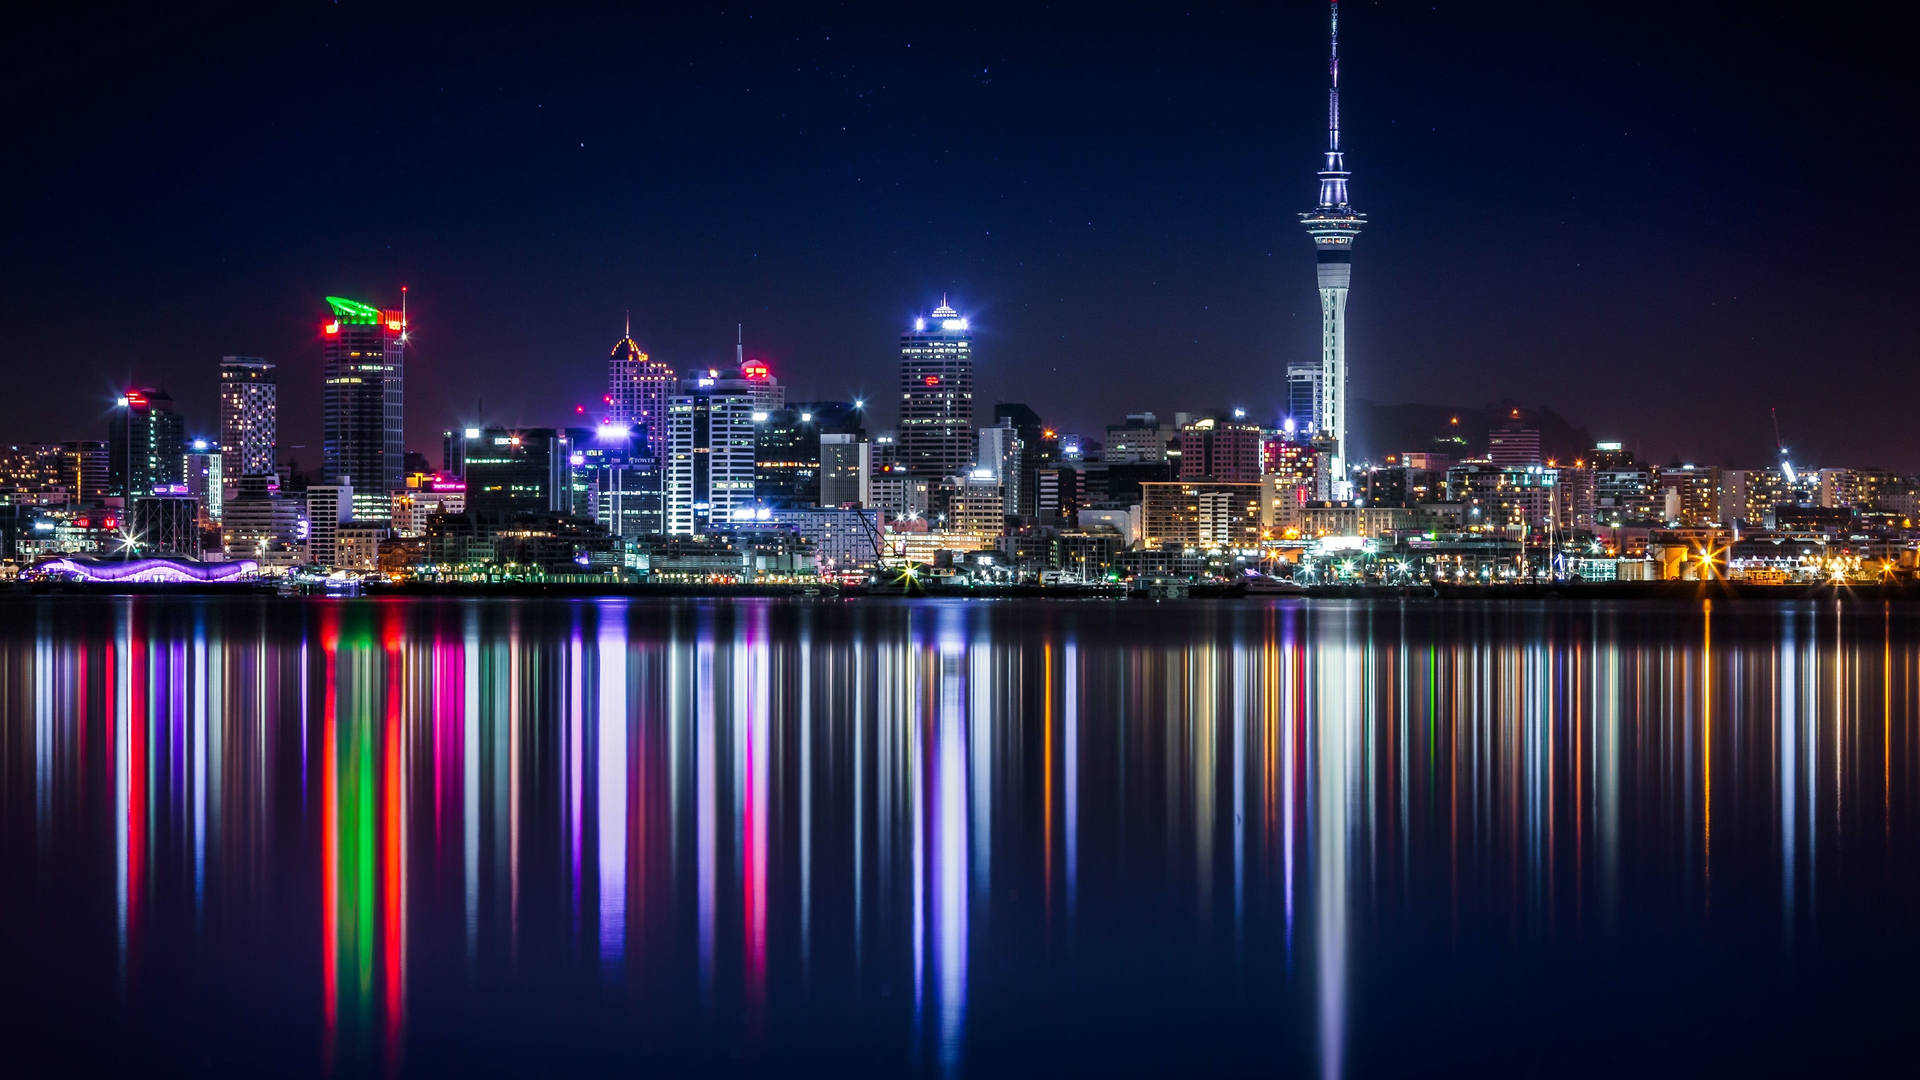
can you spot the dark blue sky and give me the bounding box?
[5,1,1914,469]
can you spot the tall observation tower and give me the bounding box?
[1299,0,1365,498]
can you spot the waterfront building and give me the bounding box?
[221,474,305,568]
[320,295,406,519]
[765,507,884,570]
[218,357,276,479]
[899,297,975,477]
[1291,500,1425,540]
[1653,464,1722,526]
[1139,480,1262,549]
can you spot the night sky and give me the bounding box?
[5,1,1914,470]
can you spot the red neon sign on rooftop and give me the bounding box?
[742,360,770,380]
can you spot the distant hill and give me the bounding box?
[1352,399,1596,465]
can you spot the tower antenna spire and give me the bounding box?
[736,323,743,368]
[1327,0,1341,157]
[625,307,631,339]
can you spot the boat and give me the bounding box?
[1245,575,1307,595]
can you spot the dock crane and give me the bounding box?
[1771,408,1798,485]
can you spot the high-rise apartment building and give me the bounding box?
[898,296,974,477]
[607,320,676,454]
[320,295,406,519]
[219,357,277,479]
[107,388,186,498]
[667,367,759,534]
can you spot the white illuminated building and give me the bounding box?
[666,367,758,535]
[898,296,975,478]
[1299,1,1366,500]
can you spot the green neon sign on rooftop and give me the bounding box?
[324,296,383,324]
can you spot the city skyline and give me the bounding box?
[5,3,1915,469]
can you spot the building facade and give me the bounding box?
[1140,481,1263,549]
[320,295,405,519]
[666,368,758,535]
[219,357,277,479]
[107,388,186,499]
[463,428,571,518]
[1178,417,1264,483]
[898,296,974,477]
[607,324,676,455]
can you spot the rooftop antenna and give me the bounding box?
[736,323,744,368]
[625,307,631,340]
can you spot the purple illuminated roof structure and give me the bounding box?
[32,557,260,584]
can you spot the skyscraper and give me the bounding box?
[1299,0,1365,497]
[320,295,405,519]
[898,296,975,478]
[1284,358,1322,434]
[607,317,675,454]
[219,357,277,479]
[107,388,186,498]
[462,428,572,518]
[666,367,758,534]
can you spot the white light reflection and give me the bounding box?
[598,606,628,970]
[1314,621,1358,1080]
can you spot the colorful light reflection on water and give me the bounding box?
[3,596,1920,1075]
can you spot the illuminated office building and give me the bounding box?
[320,295,406,518]
[898,296,974,477]
[607,318,676,454]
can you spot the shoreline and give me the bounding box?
[3,579,1917,602]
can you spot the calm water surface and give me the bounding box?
[2,596,1918,1075]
